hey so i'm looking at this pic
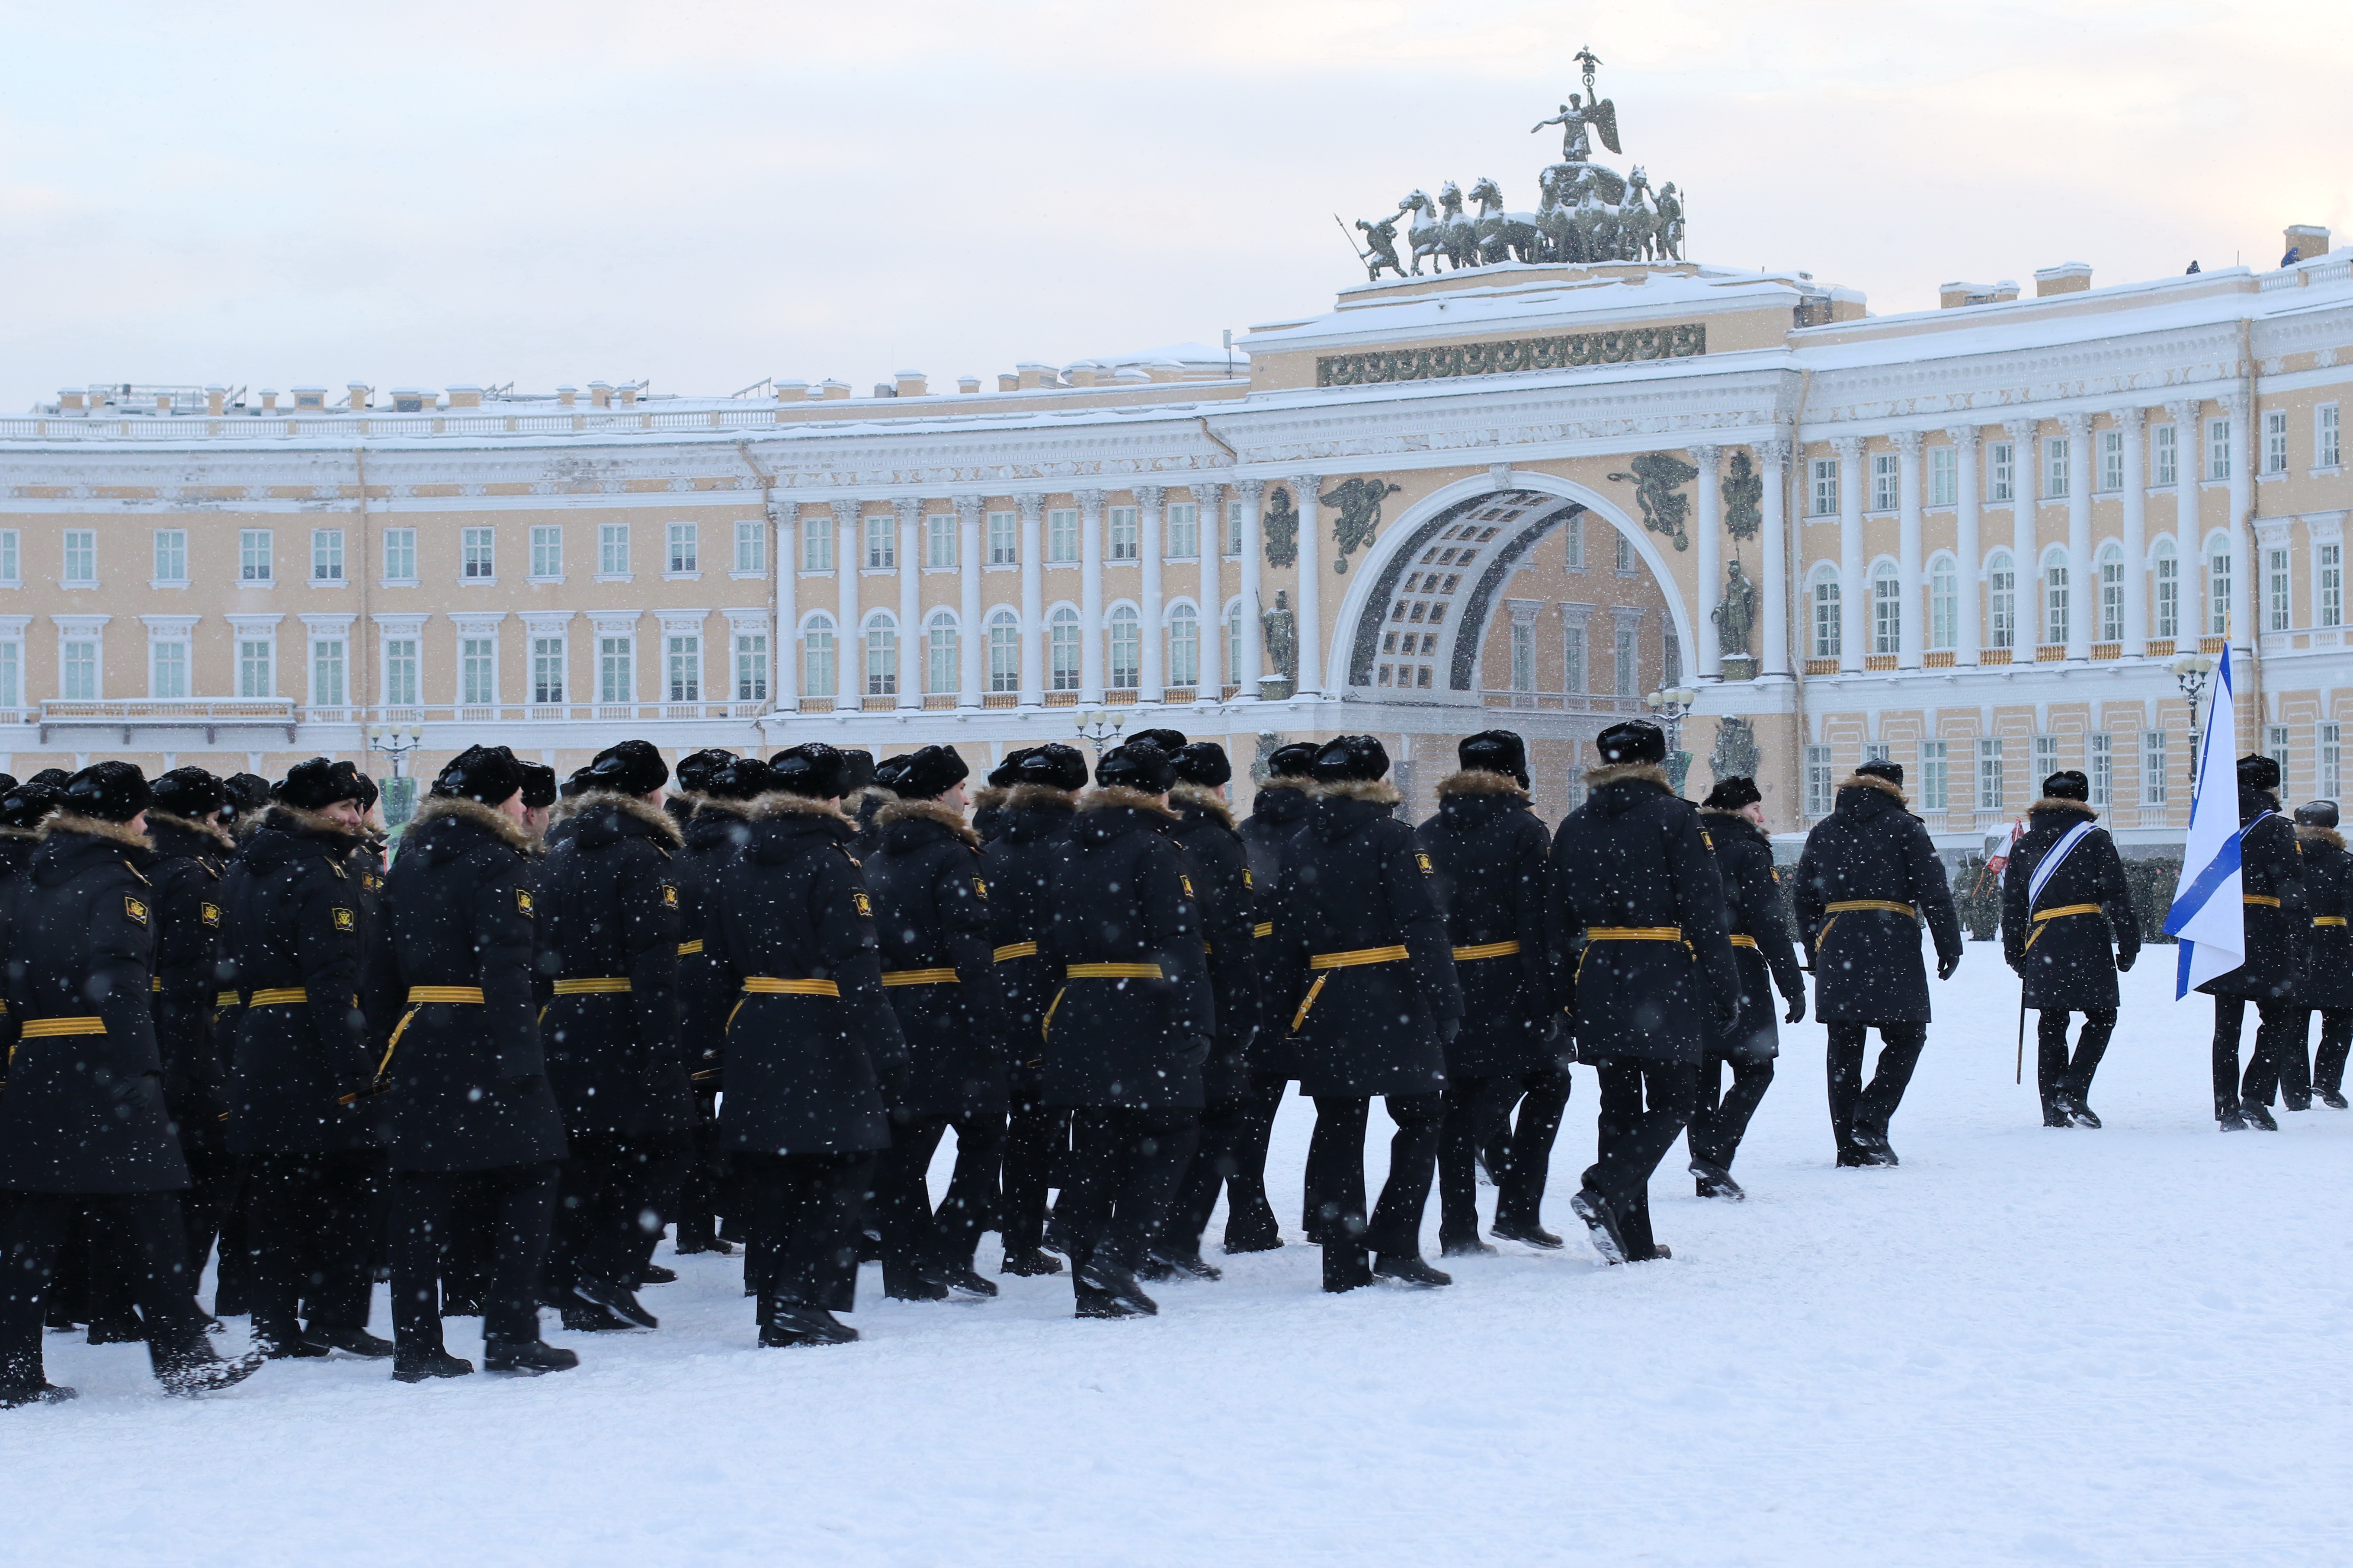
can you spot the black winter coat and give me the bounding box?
[0,816,188,1194]
[1549,765,1740,1066]
[675,799,760,1090]
[360,796,568,1174]
[1040,789,1215,1110]
[2297,825,2353,1008]
[866,798,1002,1118]
[1416,771,1554,1078]
[2199,787,2306,1002]
[1168,784,1260,1102]
[1794,774,1964,1024]
[1698,808,1805,1062]
[970,785,1011,847]
[146,812,234,1133]
[538,793,695,1138]
[978,785,1076,1066]
[1267,779,1461,1098]
[707,794,905,1155]
[847,787,893,863]
[1237,783,1312,1078]
[2000,799,2140,1013]
[222,807,378,1155]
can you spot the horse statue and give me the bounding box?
[1534,165,1584,264]
[1620,167,1657,263]
[1436,182,1481,271]
[1468,175,1542,266]
[1398,190,1448,275]
[1356,213,1407,282]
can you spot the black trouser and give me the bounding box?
[2215,995,2307,1115]
[1688,1053,1775,1173]
[1825,1021,1928,1156]
[674,1090,726,1248]
[0,1191,209,1387]
[1584,1061,1697,1260]
[1302,1093,1444,1256]
[246,1150,381,1344]
[2313,1008,2353,1097]
[212,1171,253,1314]
[736,1151,875,1315]
[177,1129,241,1293]
[1000,1069,1067,1256]
[390,1163,558,1351]
[1218,1077,1286,1249]
[2036,1011,2115,1122]
[1488,1065,1573,1227]
[872,1110,1005,1294]
[1437,1075,1516,1246]
[1058,1108,1198,1277]
[1162,1095,1263,1259]
[548,1133,688,1296]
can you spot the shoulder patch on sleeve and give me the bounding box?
[200,901,223,928]
[1242,867,1254,889]
[515,887,535,917]
[852,891,873,918]
[1701,832,1714,850]
[974,877,988,900]
[331,906,355,933]
[659,883,680,909]
[1180,874,1196,898]
[1414,852,1433,875]
[123,895,149,926]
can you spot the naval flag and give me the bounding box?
[2163,646,2244,997]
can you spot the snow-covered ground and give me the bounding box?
[6,943,2348,1568]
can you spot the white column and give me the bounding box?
[2063,413,2093,660]
[1690,444,1722,678]
[2166,400,2206,642]
[831,498,859,711]
[955,494,983,707]
[2116,410,2148,652]
[1834,437,1864,672]
[1895,430,1924,669]
[1192,481,1224,697]
[1077,487,1106,703]
[2225,389,2256,651]
[2004,419,2040,658]
[1018,492,1044,704]
[1292,474,1322,694]
[1946,425,1981,666]
[771,501,798,708]
[894,498,921,707]
[1137,483,1165,699]
[1235,479,1265,695]
[1759,440,1792,676]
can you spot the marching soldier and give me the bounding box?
[539,740,692,1333]
[2000,769,2140,1129]
[1039,739,1213,1318]
[223,758,389,1359]
[1225,740,1320,1252]
[0,762,263,1405]
[2204,755,2306,1130]
[362,746,574,1381]
[1793,757,1963,1166]
[865,744,1003,1301]
[1267,734,1462,1293]
[670,748,754,1256]
[971,751,1023,845]
[144,768,240,1277]
[519,762,559,841]
[2295,800,2351,1111]
[1549,721,1738,1263]
[1688,776,1805,1197]
[978,742,1088,1277]
[1414,731,1555,1254]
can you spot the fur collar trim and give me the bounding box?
[876,796,979,847]
[40,813,154,851]
[2298,824,2347,851]
[689,794,754,820]
[1170,781,1234,829]
[549,790,684,847]
[0,825,39,842]
[845,786,894,814]
[971,785,1009,814]
[1082,784,1182,822]
[2029,797,2098,820]
[749,792,854,827]
[150,810,237,848]
[1584,762,1670,791]
[1437,768,1529,802]
[413,794,537,852]
[261,803,363,845]
[1837,772,1909,805]
[1312,778,1404,806]
[1003,783,1077,813]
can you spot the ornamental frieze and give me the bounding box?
[1315,323,1706,388]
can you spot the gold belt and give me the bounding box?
[741,976,841,997]
[407,986,486,1004]
[676,939,705,956]
[1452,940,1521,961]
[993,941,1039,963]
[1066,963,1164,980]
[2316,916,2347,927]
[248,987,311,1006]
[1818,900,1916,946]
[2022,903,2105,953]
[1729,934,1758,950]
[214,990,243,1008]
[1576,926,1689,979]
[1292,945,1410,1033]
[552,977,632,995]
[1252,922,1273,938]
[150,976,162,992]
[18,1016,106,1039]
[2245,895,2282,908]
[881,968,959,987]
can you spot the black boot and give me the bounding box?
[1690,1162,1746,1200]
[570,1278,657,1330]
[155,1343,265,1398]
[1221,1232,1284,1255]
[2321,1087,2350,1110]
[1144,1250,1224,1281]
[310,1325,395,1359]
[2241,1098,2279,1132]
[1373,1253,1452,1288]
[392,1344,474,1382]
[1439,1233,1498,1258]
[942,1267,999,1299]
[253,1327,330,1360]
[2218,1102,2250,1130]
[0,1379,77,1408]
[637,1264,679,1286]
[1074,1279,1147,1319]
[1569,1189,1627,1264]
[760,1300,859,1347]
[1000,1247,1063,1277]
[2065,1097,2103,1130]
[1490,1214,1564,1248]
[86,1314,145,1345]
[483,1338,580,1376]
[1076,1255,1158,1316]
[1320,1244,1374,1293]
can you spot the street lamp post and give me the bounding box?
[1647,684,1699,794]
[1074,707,1126,760]
[366,723,425,828]
[2170,654,2215,787]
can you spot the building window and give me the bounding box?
[668,522,699,575]
[864,516,894,570]
[666,633,700,702]
[384,639,419,705]
[2154,541,2180,639]
[2269,724,2290,779]
[460,637,495,705]
[2045,437,2070,499]
[2154,424,2178,486]
[151,639,188,700]
[1809,457,1838,516]
[925,515,956,570]
[2142,730,2167,806]
[988,511,1017,565]
[1930,557,1958,649]
[803,522,832,572]
[987,611,1019,692]
[734,520,764,575]
[383,528,417,582]
[1663,625,1682,687]
[234,529,269,582]
[1167,503,1199,559]
[2321,404,2343,470]
[311,639,346,707]
[2090,732,2113,807]
[0,639,22,707]
[1109,605,1141,688]
[1108,506,1139,562]
[862,614,896,695]
[0,529,16,586]
[1226,601,1244,683]
[599,636,634,703]
[1989,442,2014,503]
[734,632,768,702]
[1168,605,1199,687]
[2033,733,2060,785]
[65,528,103,585]
[1563,620,1587,692]
[2322,722,2342,800]
[2100,429,2125,493]
[1988,550,2016,650]
[1049,606,1081,689]
[1871,451,1898,512]
[925,614,957,694]
[2268,547,2292,631]
[2044,555,2070,645]
[1811,570,1841,659]
[1225,500,1247,557]
[62,638,99,700]
[1872,563,1901,653]
[2100,545,2125,642]
[2265,410,2289,474]
[1564,513,1585,570]
[2209,417,2232,480]
[154,529,187,584]
[600,523,631,576]
[1805,745,1834,818]
[1048,509,1079,564]
[1615,532,1634,574]
[532,525,563,580]
[1929,446,1958,507]
[237,637,272,699]
[802,616,837,698]
[1921,739,1950,811]
[462,527,494,579]
[2209,546,2232,637]
[1613,619,1636,696]
[2322,542,2344,628]
[306,528,343,582]
[1510,618,1534,691]
[1977,737,2005,812]
[532,637,564,704]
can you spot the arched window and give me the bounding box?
[1929,554,1959,650]
[2042,549,2071,647]
[1872,560,1902,654]
[1810,564,1841,659]
[988,610,1020,693]
[802,612,837,698]
[1227,600,1245,690]
[1108,605,1141,689]
[2152,538,2181,640]
[2207,537,2232,637]
[1987,550,2016,650]
[2098,542,2125,643]
[1049,606,1081,691]
[926,610,958,695]
[862,611,897,696]
[1167,604,1199,688]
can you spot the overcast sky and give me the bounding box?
[3,0,2344,410]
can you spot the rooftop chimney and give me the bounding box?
[775,380,808,403]
[391,388,429,413]
[820,380,851,400]
[2034,262,2092,298]
[446,384,483,409]
[346,383,370,411]
[292,387,328,410]
[556,386,577,408]
[957,376,981,394]
[58,389,86,411]
[588,381,612,408]
[1015,362,1058,390]
[997,373,1020,393]
[617,384,638,407]
[2286,224,2331,265]
[205,385,226,416]
[1939,280,2021,309]
[260,389,280,413]
[894,370,927,398]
